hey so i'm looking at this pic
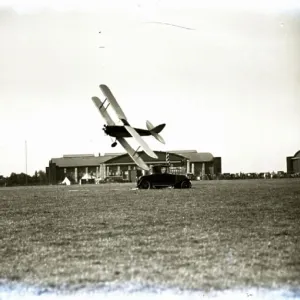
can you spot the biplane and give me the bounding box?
[91,84,166,171]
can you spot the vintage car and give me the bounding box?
[136,165,192,189]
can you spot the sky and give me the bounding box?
[0,0,300,176]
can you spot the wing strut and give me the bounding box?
[99,98,110,111]
[124,125,158,159]
[133,146,141,157]
[91,96,115,126]
[116,137,150,171]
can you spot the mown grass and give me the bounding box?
[0,179,299,291]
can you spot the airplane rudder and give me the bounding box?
[153,133,165,144]
[146,120,154,131]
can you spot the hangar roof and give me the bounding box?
[104,151,186,165]
[292,150,300,159]
[169,151,214,162]
[50,154,115,167]
[50,150,215,167]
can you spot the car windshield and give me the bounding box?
[161,167,167,173]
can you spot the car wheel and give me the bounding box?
[139,179,151,189]
[181,180,191,189]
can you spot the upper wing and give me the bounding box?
[91,96,115,125]
[99,84,127,120]
[116,137,150,171]
[124,125,158,159]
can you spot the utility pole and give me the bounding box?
[25,140,27,185]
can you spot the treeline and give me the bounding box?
[216,171,299,180]
[0,170,47,187]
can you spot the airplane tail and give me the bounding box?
[146,120,166,144]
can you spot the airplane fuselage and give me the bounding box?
[104,125,151,138]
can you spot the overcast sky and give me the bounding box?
[0,0,300,176]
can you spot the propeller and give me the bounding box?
[102,124,107,134]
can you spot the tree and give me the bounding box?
[37,170,47,184]
[6,172,31,186]
[0,175,6,187]
[4,170,48,186]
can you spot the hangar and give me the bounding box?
[286,150,300,174]
[46,150,222,184]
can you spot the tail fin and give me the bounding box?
[146,120,166,144]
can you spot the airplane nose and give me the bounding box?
[102,125,108,134]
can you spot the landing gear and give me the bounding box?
[103,124,117,147]
[111,136,117,147]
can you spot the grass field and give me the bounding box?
[0,179,299,298]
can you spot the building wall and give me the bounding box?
[286,156,293,174]
[47,162,57,184]
[102,161,187,181]
[103,160,221,180]
[193,162,203,176]
[292,159,300,173]
[47,152,222,183]
[65,167,76,182]
[214,157,222,174]
[207,162,214,175]
[47,163,100,184]
[286,151,300,174]
[191,160,220,177]
[47,162,65,184]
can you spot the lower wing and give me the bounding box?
[116,137,150,171]
[124,125,158,159]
